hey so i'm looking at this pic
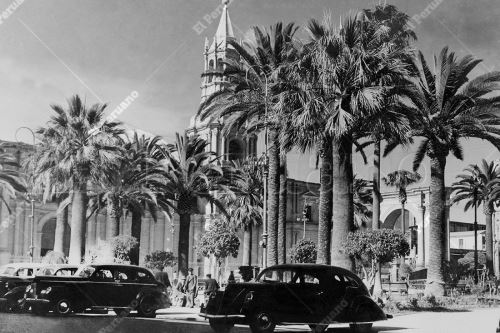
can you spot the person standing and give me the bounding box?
[175,276,186,307]
[183,268,198,308]
[154,266,171,289]
[204,273,220,298]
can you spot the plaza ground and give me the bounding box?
[0,306,498,333]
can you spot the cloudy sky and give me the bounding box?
[1,0,499,221]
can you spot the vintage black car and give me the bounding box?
[0,263,44,312]
[25,264,171,317]
[200,264,390,333]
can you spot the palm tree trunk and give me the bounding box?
[400,202,406,267]
[267,130,280,267]
[424,155,446,296]
[242,225,252,266]
[107,198,120,238]
[68,183,88,264]
[372,140,381,230]
[130,209,142,265]
[278,153,287,264]
[53,197,68,254]
[372,140,382,296]
[484,205,494,273]
[178,213,191,278]
[317,139,332,265]
[330,138,355,271]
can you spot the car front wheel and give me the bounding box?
[54,298,72,315]
[249,309,276,333]
[349,323,373,333]
[209,319,234,333]
[137,295,157,318]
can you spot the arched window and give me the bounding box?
[208,75,213,83]
[217,58,224,70]
[209,59,214,70]
[228,139,244,161]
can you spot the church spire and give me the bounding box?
[214,0,234,45]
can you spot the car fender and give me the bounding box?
[240,290,277,315]
[4,286,26,302]
[349,295,387,322]
[136,287,171,308]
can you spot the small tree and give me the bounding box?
[109,235,138,263]
[197,217,240,281]
[343,229,409,296]
[41,251,67,264]
[289,239,317,263]
[144,250,177,270]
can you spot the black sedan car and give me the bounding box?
[200,264,390,333]
[25,264,171,317]
[0,263,44,312]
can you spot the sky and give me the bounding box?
[1,0,500,223]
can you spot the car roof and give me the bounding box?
[87,264,152,272]
[2,263,44,269]
[40,264,79,269]
[262,264,359,277]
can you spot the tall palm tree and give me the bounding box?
[385,47,500,295]
[383,170,421,237]
[452,160,500,274]
[219,157,263,266]
[37,95,124,264]
[198,22,299,267]
[0,143,26,213]
[159,133,226,277]
[360,4,417,231]
[295,13,412,270]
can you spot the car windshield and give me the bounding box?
[76,266,95,278]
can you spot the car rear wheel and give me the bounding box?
[137,295,157,318]
[249,309,276,333]
[349,323,373,333]
[309,324,329,332]
[54,298,72,315]
[209,319,234,333]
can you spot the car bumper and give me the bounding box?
[199,313,245,319]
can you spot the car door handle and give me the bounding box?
[315,291,324,296]
[116,284,124,287]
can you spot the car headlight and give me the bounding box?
[41,287,51,294]
[5,282,9,289]
[25,285,32,293]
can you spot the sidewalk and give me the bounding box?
[157,306,206,322]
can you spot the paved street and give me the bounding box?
[0,307,498,333]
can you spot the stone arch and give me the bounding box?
[36,212,71,257]
[37,212,57,233]
[381,206,419,231]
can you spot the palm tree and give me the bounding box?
[37,95,124,263]
[294,13,412,270]
[385,47,500,295]
[0,142,26,212]
[219,157,263,266]
[452,160,500,275]
[198,22,299,267]
[159,133,226,277]
[90,133,167,264]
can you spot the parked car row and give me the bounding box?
[200,264,391,333]
[0,263,171,318]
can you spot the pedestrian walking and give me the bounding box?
[154,266,171,289]
[183,268,198,308]
[174,276,186,307]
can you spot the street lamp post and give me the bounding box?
[15,126,36,263]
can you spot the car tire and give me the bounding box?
[309,324,329,332]
[137,295,157,318]
[249,309,276,333]
[209,319,234,333]
[7,298,25,313]
[54,298,72,315]
[349,323,373,333]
